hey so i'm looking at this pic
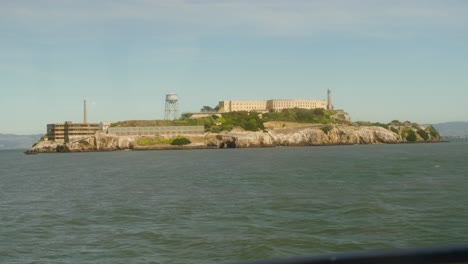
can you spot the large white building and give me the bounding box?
[218,90,333,113]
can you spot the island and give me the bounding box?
[26,108,441,153]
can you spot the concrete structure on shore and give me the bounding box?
[108,126,204,136]
[218,90,333,113]
[47,122,100,143]
[100,121,114,132]
[46,99,100,143]
[46,123,65,142]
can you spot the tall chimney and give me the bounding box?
[327,89,333,110]
[84,100,88,124]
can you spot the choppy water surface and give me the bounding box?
[1,142,468,263]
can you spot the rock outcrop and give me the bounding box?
[26,123,441,153]
[206,125,402,148]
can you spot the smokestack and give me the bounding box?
[84,100,88,124]
[327,89,333,110]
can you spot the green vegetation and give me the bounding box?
[427,125,440,138]
[355,121,441,142]
[406,131,417,142]
[417,129,429,141]
[320,125,333,134]
[262,108,337,124]
[171,137,191,146]
[225,112,264,131]
[136,136,192,146]
[136,137,172,146]
[355,121,389,129]
[111,109,442,141]
[208,108,339,132]
[200,105,220,112]
[402,128,417,142]
[178,111,264,132]
[113,108,341,133]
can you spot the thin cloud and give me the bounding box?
[1,0,467,38]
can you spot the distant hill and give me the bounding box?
[432,122,468,137]
[0,134,42,150]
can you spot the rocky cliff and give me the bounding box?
[26,123,441,153]
[207,125,417,148]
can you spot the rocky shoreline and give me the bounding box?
[26,123,441,154]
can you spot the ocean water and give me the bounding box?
[1,142,468,263]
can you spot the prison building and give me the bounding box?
[64,122,100,143]
[47,122,100,143]
[218,100,268,113]
[107,126,205,136]
[218,99,327,113]
[47,123,66,142]
[266,99,327,112]
[218,90,333,113]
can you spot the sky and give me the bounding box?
[1,0,467,134]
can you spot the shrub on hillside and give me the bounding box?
[263,108,336,124]
[220,111,264,132]
[321,125,333,134]
[404,129,417,142]
[355,121,388,129]
[427,126,440,138]
[137,137,172,145]
[417,129,429,141]
[171,137,191,146]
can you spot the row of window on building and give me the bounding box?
[220,99,327,112]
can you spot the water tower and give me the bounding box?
[164,93,179,120]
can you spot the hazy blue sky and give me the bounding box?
[1,0,467,134]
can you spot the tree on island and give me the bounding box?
[200,105,220,112]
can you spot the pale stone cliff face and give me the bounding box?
[207,125,402,148]
[27,134,137,153]
[28,140,60,153]
[26,124,440,153]
[95,134,136,151]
